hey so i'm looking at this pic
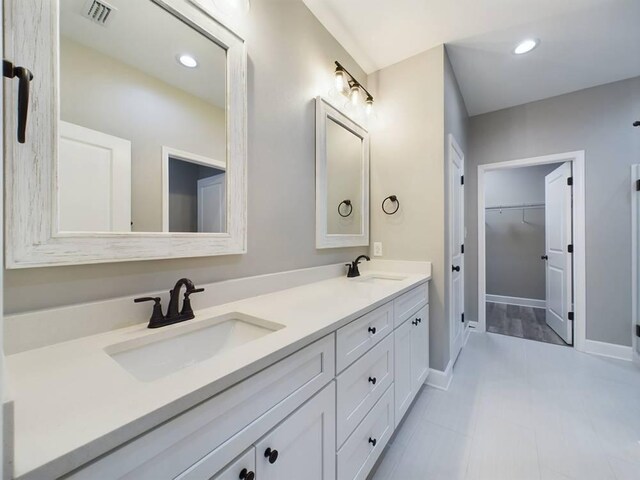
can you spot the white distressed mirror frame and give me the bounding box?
[4,0,247,268]
[315,97,370,249]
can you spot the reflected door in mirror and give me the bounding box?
[58,0,227,233]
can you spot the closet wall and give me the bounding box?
[485,164,561,302]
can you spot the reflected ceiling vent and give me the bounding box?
[82,0,117,26]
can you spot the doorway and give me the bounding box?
[477,151,586,351]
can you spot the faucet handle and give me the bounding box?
[186,287,205,295]
[134,297,166,328]
[134,296,161,304]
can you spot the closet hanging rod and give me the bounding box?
[485,203,544,211]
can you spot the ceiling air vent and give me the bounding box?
[82,0,116,26]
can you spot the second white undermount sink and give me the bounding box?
[353,273,407,284]
[105,312,284,382]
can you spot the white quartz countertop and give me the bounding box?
[6,268,430,479]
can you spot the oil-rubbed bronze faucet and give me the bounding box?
[134,278,204,328]
[346,255,371,278]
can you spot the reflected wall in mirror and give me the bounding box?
[58,0,227,233]
[316,97,369,249]
[326,118,363,235]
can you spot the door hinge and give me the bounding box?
[568,312,574,321]
[636,324,640,337]
[567,176,573,186]
[568,244,574,253]
[461,313,465,323]
[461,175,464,185]
[636,179,640,192]
[461,244,464,254]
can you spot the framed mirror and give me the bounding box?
[315,97,370,248]
[5,0,247,267]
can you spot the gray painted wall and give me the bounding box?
[4,0,368,314]
[368,46,468,372]
[485,164,561,300]
[466,76,640,347]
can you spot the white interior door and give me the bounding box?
[197,173,226,233]
[58,121,131,232]
[544,162,573,344]
[449,135,465,362]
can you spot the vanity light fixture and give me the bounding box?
[334,60,374,114]
[513,38,539,55]
[177,54,198,68]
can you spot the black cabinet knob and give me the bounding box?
[412,320,419,326]
[368,437,377,447]
[541,255,548,260]
[368,326,376,335]
[416,317,422,324]
[452,265,460,272]
[368,376,377,385]
[264,448,278,464]
[239,469,255,480]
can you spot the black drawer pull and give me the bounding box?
[368,437,377,447]
[239,469,255,480]
[368,326,376,335]
[264,448,278,464]
[368,376,377,385]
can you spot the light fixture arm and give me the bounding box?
[335,61,373,102]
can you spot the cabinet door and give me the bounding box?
[394,319,413,426]
[211,448,255,480]
[256,382,336,480]
[410,305,430,392]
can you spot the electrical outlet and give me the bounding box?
[373,242,383,257]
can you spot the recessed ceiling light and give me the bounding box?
[177,54,198,68]
[513,39,539,55]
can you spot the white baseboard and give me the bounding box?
[584,339,633,362]
[426,359,453,391]
[486,295,546,309]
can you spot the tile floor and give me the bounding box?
[370,332,640,480]
[486,302,568,347]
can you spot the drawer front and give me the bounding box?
[211,448,255,480]
[71,336,335,480]
[394,282,429,327]
[336,335,394,447]
[337,385,394,480]
[336,301,393,373]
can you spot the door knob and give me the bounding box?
[541,255,548,260]
[452,265,460,272]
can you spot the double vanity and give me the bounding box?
[6,262,431,479]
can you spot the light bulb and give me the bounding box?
[335,69,345,93]
[365,97,374,115]
[350,84,360,105]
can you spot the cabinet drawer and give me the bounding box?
[394,283,429,327]
[336,301,393,373]
[71,336,335,480]
[337,385,394,480]
[336,335,394,447]
[211,448,255,480]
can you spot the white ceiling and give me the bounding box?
[60,0,226,109]
[303,0,640,115]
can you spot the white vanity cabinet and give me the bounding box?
[255,383,336,480]
[58,280,430,480]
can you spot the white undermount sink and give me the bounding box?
[105,312,284,382]
[352,273,407,284]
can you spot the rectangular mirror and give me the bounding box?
[59,0,227,233]
[5,0,247,267]
[315,97,370,248]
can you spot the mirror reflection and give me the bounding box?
[326,118,363,235]
[58,0,227,233]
